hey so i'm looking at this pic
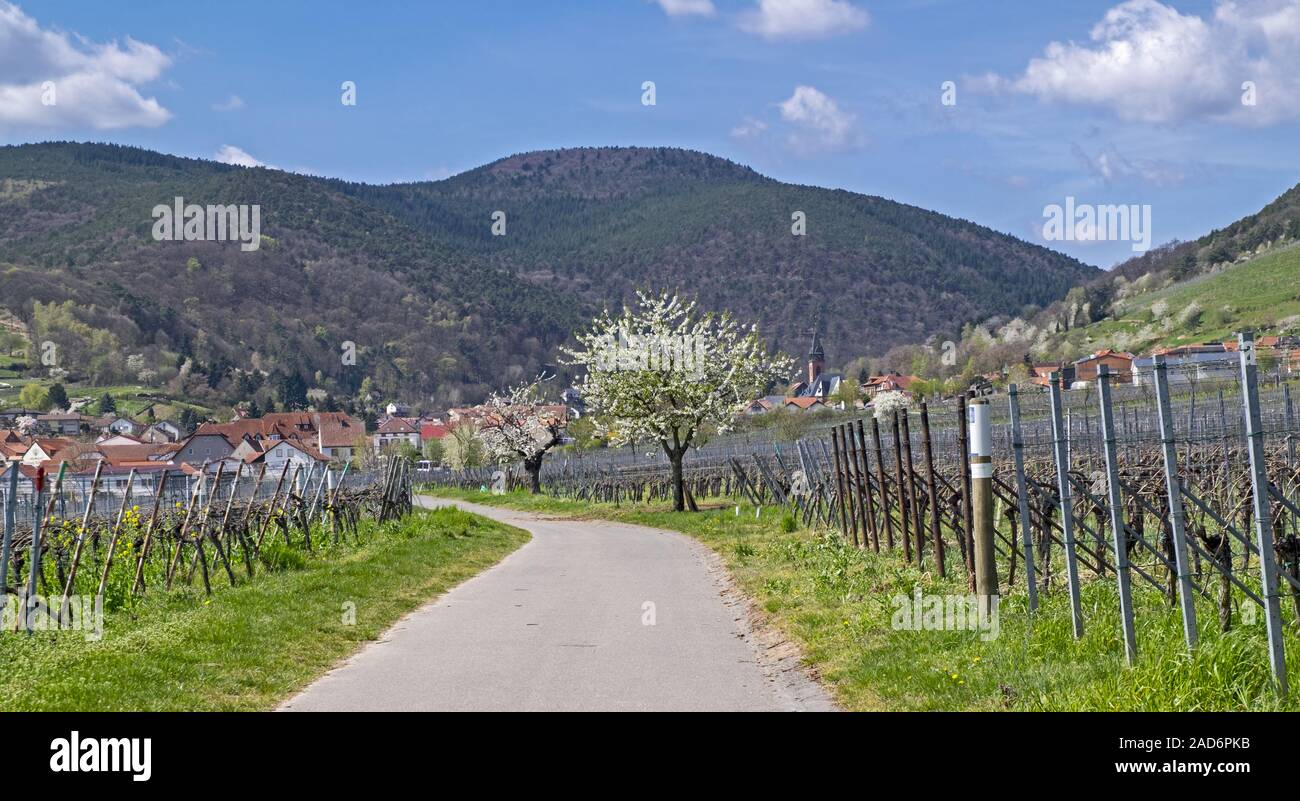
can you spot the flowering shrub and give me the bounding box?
[872,390,911,421]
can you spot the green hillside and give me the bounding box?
[880,179,1300,385]
[1082,244,1300,352]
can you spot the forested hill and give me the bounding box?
[340,147,1099,366]
[0,142,583,408]
[0,142,1097,407]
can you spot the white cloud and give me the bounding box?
[212,94,244,112]
[739,0,869,41]
[214,145,271,169]
[1007,0,1300,124]
[732,86,862,154]
[730,116,769,139]
[778,85,861,152]
[652,0,715,16]
[1070,142,1187,187]
[0,1,171,129]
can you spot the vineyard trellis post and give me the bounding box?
[1285,383,1296,468]
[957,395,974,588]
[891,412,912,562]
[872,417,894,549]
[901,411,924,567]
[1007,385,1038,612]
[919,403,945,577]
[847,422,867,550]
[57,459,105,620]
[1,463,17,610]
[1049,373,1085,638]
[855,420,880,553]
[26,465,56,633]
[132,470,169,595]
[1097,365,1138,665]
[831,426,851,542]
[1153,355,1199,651]
[1238,332,1289,696]
[92,468,139,602]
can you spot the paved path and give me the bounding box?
[282,497,834,712]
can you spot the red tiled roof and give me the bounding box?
[186,412,364,451]
[28,438,76,456]
[99,443,173,466]
[863,373,919,391]
[420,423,450,440]
[377,417,418,434]
[784,397,823,409]
[317,414,363,448]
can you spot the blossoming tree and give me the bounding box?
[564,292,791,512]
[477,377,566,493]
[871,389,911,421]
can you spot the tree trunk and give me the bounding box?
[524,455,543,494]
[668,448,685,512]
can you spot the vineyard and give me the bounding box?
[430,333,1300,697]
[0,456,415,632]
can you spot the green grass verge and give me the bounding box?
[426,487,1300,711]
[0,506,528,711]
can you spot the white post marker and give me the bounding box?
[968,398,998,615]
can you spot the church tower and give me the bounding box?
[807,329,825,386]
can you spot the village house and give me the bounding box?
[228,436,330,474]
[97,441,176,468]
[742,396,786,415]
[862,371,919,398]
[374,416,420,454]
[784,397,825,412]
[419,421,450,444]
[169,411,366,468]
[173,425,236,466]
[106,416,141,436]
[142,420,184,443]
[1028,363,1076,389]
[20,438,77,467]
[1132,343,1238,387]
[1072,349,1135,384]
[1,429,26,462]
[37,412,84,437]
[316,414,364,461]
[96,432,145,447]
[446,407,489,426]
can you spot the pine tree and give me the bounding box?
[47,383,69,411]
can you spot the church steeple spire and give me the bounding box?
[806,326,825,385]
[807,328,825,363]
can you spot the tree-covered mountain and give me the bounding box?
[339,147,1099,366]
[0,142,1098,409]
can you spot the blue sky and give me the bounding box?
[2,0,1298,268]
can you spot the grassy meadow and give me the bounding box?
[0,506,528,711]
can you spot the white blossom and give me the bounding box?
[563,292,791,510]
[476,376,566,466]
[872,389,911,421]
